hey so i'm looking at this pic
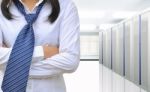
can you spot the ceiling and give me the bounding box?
[73,0,150,30]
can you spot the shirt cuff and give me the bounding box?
[33,46,44,62]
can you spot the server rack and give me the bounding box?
[99,32,103,64]
[111,24,124,76]
[124,16,140,85]
[102,29,112,69]
[99,9,150,92]
[141,11,150,91]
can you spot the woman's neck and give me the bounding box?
[21,0,39,11]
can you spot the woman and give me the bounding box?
[0,0,80,92]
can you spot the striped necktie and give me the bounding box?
[1,0,45,92]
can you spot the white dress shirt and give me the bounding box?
[0,0,80,91]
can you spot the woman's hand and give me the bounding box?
[43,45,59,59]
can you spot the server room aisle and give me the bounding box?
[99,64,147,92]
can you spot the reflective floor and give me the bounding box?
[100,64,147,92]
[0,61,148,92]
[64,61,99,92]
[64,61,148,92]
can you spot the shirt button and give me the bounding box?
[27,81,32,89]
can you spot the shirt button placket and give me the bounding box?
[27,79,33,92]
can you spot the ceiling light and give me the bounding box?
[80,24,97,31]
[78,10,105,19]
[99,24,114,30]
[112,11,138,19]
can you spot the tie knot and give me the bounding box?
[26,14,37,24]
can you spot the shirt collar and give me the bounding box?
[18,0,44,12]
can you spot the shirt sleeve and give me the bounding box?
[0,28,44,65]
[30,1,80,78]
[0,47,44,65]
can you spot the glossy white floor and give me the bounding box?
[64,61,148,92]
[99,63,147,92]
[64,61,99,92]
[0,61,148,92]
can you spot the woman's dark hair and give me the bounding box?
[1,0,60,23]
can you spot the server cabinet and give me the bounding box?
[102,30,112,69]
[141,11,150,91]
[124,16,140,85]
[111,24,124,76]
[99,32,103,64]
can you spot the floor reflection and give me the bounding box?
[64,61,99,92]
[0,62,148,92]
[100,64,147,92]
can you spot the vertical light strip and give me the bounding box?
[123,23,126,76]
[111,29,113,70]
[139,15,142,85]
[102,32,103,64]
